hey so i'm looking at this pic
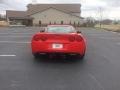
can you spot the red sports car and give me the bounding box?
[31,25,86,59]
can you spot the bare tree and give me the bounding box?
[0,14,6,21]
[98,7,103,28]
[32,0,37,4]
[86,17,95,27]
[0,14,2,20]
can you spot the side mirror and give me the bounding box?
[77,31,81,33]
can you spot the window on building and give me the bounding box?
[39,20,41,26]
[54,21,56,24]
[69,21,71,25]
[49,21,51,25]
[61,21,63,24]
[74,21,76,25]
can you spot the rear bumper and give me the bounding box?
[31,41,86,55]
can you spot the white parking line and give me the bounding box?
[0,41,30,44]
[99,37,120,40]
[88,73,105,90]
[0,55,16,57]
[0,36,31,37]
[112,32,117,34]
[117,43,120,45]
[0,33,33,34]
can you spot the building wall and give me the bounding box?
[30,8,84,26]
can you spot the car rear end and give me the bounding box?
[31,33,86,56]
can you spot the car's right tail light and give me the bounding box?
[76,35,83,42]
[69,36,75,42]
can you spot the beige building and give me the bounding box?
[6,4,84,26]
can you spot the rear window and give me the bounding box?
[47,26,76,34]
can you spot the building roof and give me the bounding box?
[6,10,27,18]
[6,10,33,19]
[30,7,82,19]
[27,4,81,15]
[6,4,82,19]
[8,17,33,20]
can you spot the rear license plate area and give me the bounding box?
[52,44,63,49]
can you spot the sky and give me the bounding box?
[0,0,120,20]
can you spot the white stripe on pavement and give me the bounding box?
[0,33,33,34]
[112,32,117,34]
[0,36,31,37]
[0,41,31,44]
[117,43,120,45]
[0,55,16,57]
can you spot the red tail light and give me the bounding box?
[76,35,83,42]
[40,36,47,41]
[33,35,47,41]
[69,36,75,42]
[33,35,40,41]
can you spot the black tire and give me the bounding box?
[80,54,85,59]
[76,54,85,60]
[33,53,39,59]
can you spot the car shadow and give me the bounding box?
[33,54,85,64]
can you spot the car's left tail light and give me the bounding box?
[33,35,47,41]
[40,36,47,41]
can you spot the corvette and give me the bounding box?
[31,25,86,59]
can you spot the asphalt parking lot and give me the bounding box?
[0,27,120,90]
